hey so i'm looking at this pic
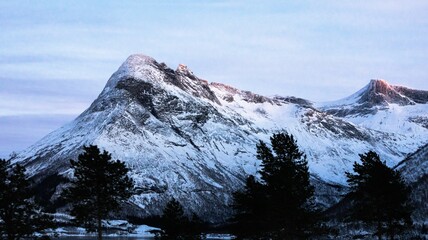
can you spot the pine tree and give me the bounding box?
[159,198,204,240]
[259,133,315,237]
[0,159,53,240]
[232,133,316,239]
[231,175,268,238]
[160,198,186,239]
[61,145,134,240]
[346,151,413,239]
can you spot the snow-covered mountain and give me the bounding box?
[11,54,428,222]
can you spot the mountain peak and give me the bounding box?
[103,54,162,91]
[102,54,222,105]
[364,80,428,105]
[369,78,389,84]
[127,53,156,63]
[319,79,428,117]
[359,79,414,106]
[367,79,394,94]
[121,54,157,71]
[176,64,193,76]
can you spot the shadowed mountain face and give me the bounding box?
[11,54,428,222]
[395,144,428,222]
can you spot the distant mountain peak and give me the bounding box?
[319,79,428,117]
[367,79,392,93]
[358,79,413,106]
[360,79,428,106]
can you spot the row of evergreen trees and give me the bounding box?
[0,145,135,240]
[0,160,53,240]
[231,133,413,239]
[0,146,197,240]
[0,133,415,239]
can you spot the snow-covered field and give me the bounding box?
[41,215,233,239]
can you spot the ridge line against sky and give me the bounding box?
[1,1,428,157]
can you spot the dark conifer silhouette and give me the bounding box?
[346,151,413,239]
[232,133,317,239]
[160,198,186,239]
[232,175,268,238]
[0,159,53,240]
[158,198,204,240]
[61,145,134,240]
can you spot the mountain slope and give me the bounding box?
[11,54,428,222]
[395,144,428,222]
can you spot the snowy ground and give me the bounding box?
[41,216,233,239]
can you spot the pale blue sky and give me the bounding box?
[1,1,427,157]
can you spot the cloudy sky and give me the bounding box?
[1,1,427,157]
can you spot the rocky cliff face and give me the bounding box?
[11,54,428,222]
